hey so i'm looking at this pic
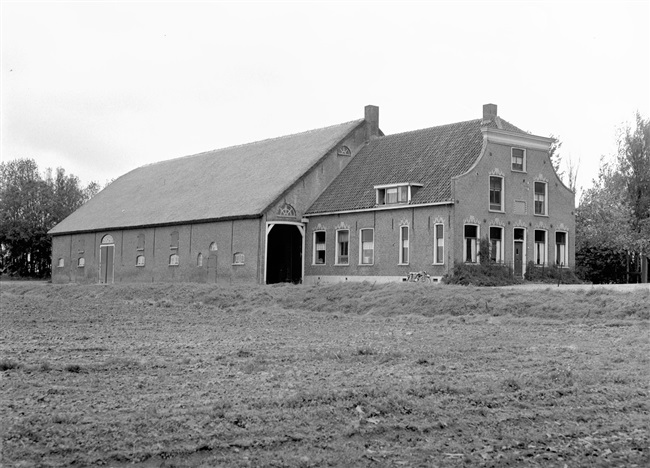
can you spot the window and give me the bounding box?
[137,233,145,251]
[360,229,374,265]
[489,227,504,263]
[556,232,568,266]
[101,235,114,244]
[170,231,179,250]
[534,230,547,265]
[433,224,444,264]
[336,230,349,265]
[512,148,525,171]
[233,252,245,265]
[169,254,179,266]
[375,183,421,205]
[534,182,547,215]
[77,257,85,268]
[399,225,409,264]
[313,231,326,264]
[464,225,479,263]
[57,258,64,268]
[489,176,503,211]
[197,253,203,267]
[209,242,218,252]
[136,255,145,267]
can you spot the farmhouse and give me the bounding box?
[49,104,575,284]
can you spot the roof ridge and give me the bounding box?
[382,118,482,139]
[141,118,364,169]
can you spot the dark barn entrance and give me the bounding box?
[266,224,303,284]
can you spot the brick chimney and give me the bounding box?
[365,105,379,139]
[483,103,497,122]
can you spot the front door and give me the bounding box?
[514,241,523,277]
[99,245,114,284]
[207,253,218,283]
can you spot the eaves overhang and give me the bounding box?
[305,200,454,217]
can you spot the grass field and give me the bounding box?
[1,282,649,467]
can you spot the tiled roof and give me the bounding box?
[307,117,527,214]
[50,119,363,234]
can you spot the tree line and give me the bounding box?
[0,159,100,278]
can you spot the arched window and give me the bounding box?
[233,252,245,265]
[136,255,145,267]
[169,254,180,266]
[209,242,218,252]
[57,258,65,267]
[101,235,114,244]
[197,253,203,267]
[77,257,85,268]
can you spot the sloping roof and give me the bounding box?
[50,119,363,235]
[307,117,527,214]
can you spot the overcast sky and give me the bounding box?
[2,1,649,200]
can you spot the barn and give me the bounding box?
[49,104,575,284]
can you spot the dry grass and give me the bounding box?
[0,282,648,467]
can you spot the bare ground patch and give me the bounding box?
[1,282,648,467]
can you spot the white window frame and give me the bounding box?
[335,229,350,265]
[534,181,548,216]
[313,231,326,265]
[232,252,245,265]
[399,225,409,265]
[433,224,444,264]
[359,228,374,265]
[77,257,85,268]
[511,147,526,172]
[555,231,568,267]
[169,253,180,266]
[57,258,64,268]
[489,226,504,263]
[375,183,423,206]
[136,255,145,267]
[464,224,480,263]
[196,253,203,267]
[489,176,504,212]
[534,229,548,266]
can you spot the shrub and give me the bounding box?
[524,261,582,284]
[443,262,521,287]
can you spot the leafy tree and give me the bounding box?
[0,159,98,278]
[574,113,649,283]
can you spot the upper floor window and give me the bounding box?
[336,230,349,265]
[512,148,526,172]
[556,232,568,267]
[137,233,145,251]
[489,176,503,211]
[375,183,422,206]
[209,242,218,252]
[534,230,547,265]
[170,231,179,250]
[489,226,504,263]
[464,225,479,263]
[360,229,374,265]
[534,182,547,215]
[399,225,409,264]
[433,224,444,264]
[313,231,326,265]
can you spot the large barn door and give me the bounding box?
[99,235,115,284]
[265,223,304,284]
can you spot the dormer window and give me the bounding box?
[375,183,422,206]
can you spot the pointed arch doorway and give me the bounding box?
[99,235,115,284]
[265,222,304,284]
